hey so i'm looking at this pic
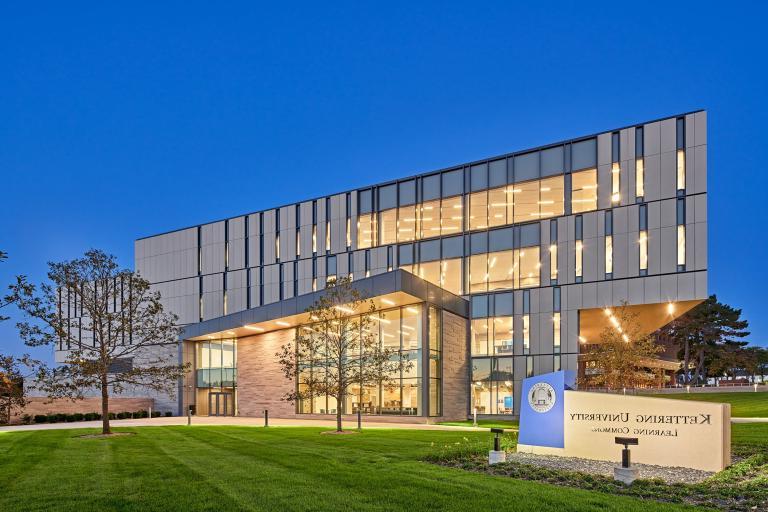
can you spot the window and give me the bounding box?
[575,215,583,282]
[611,162,621,203]
[538,176,565,219]
[611,132,621,204]
[379,208,397,245]
[440,258,463,295]
[398,204,416,242]
[677,198,686,271]
[526,356,533,378]
[571,169,598,213]
[468,190,489,230]
[676,117,686,193]
[325,220,331,252]
[512,180,538,223]
[275,232,280,262]
[635,126,645,201]
[471,357,513,415]
[639,204,648,275]
[296,229,301,257]
[418,199,440,238]
[441,196,463,235]
[605,210,613,278]
[677,149,686,193]
[312,225,318,253]
[553,312,561,353]
[346,217,351,248]
[488,186,508,227]
[549,219,558,283]
[469,247,540,292]
[357,213,375,249]
[523,290,530,355]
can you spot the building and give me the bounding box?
[59,110,708,420]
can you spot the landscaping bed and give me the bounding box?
[425,428,768,511]
[19,410,173,425]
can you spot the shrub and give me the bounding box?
[152,411,162,418]
[65,414,77,422]
[72,413,84,422]
[21,414,33,425]
[164,411,173,417]
[135,410,148,418]
[116,411,130,420]
[108,412,116,420]
[34,415,47,423]
[83,412,98,421]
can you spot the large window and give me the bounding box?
[471,316,513,356]
[398,205,417,242]
[411,257,463,296]
[196,339,236,388]
[472,357,514,415]
[298,305,426,416]
[469,247,540,293]
[441,196,463,235]
[571,169,597,213]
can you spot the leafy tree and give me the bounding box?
[660,295,750,385]
[276,277,412,432]
[579,302,664,390]
[0,354,40,424]
[10,249,189,435]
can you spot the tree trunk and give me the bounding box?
[336,396,342,432]
[101,378,111,435]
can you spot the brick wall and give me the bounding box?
[236,329,296,418]
[10,397,155,423]
[440,310,469,421]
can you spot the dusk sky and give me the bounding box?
[2,2,767,363]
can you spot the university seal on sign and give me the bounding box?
[528,382,556,413]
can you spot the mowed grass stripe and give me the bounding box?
[0,426,706,512]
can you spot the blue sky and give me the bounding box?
[1,2,767,362]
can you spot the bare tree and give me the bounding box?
[10,249,189,435]
[579,302,663,390]
[276,277,412,432]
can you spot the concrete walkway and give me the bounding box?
[0,416,487,432]
[730,417,768,424]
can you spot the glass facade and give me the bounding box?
[195,339,237,416]
[472,357,514,415]
[296,304,443,417]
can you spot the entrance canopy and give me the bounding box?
[181,269,468,342]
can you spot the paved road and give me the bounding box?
[0,415,488,432]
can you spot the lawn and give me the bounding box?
[437,419,519,429]
[645,391,768,417]
[0,425,701,512]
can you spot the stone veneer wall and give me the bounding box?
[439,310,469,421]
[236,329,296,417]
[10,397,154,424]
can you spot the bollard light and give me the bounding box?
[488,428,506,465]
[264,409,269,427]
[613,437,639,484]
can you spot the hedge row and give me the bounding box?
[22,410,173,424]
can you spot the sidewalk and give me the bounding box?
[0,415,487,432]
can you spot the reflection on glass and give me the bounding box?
[493,317,513,355]
[677,149,686,191]
[518,247,540,288]
[575,240,583,279]
[677,225,686,267]
[441,258,463,295]
[605,235,613,275]
[572,169,598,213]
[488,187,508,227]
[636,158,645,198]
[441,196,463,235]
[512,180,539,223]
[538,176,565,219]
[471,319,489,356]
[639,231,648,271]
[398,205,416,242]
[469,190,488,230]
[419,200,440,238]
[379,209,397,245]
[611,162,621,203]
[357,213,375,249]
